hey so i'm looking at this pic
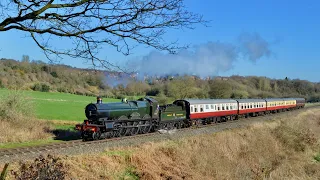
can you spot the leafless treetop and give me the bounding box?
[0,0,206,71]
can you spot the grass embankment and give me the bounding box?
[0,90,85,147]
[0,89,120,121]
[4,107,320,180]
[0,91,52,144]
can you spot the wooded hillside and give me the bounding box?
[0,58,319,103]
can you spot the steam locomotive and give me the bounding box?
[75,96,305,141]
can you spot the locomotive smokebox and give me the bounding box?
[97,96,102,104]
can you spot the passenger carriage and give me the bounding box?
[295,98,306,109]
[265,98,286,113]
[173,99,238,123]
[236,99,267,117]
[282,98,297,110]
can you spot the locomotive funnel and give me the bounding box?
[97,96,102,104]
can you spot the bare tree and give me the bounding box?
[0,0,206,70]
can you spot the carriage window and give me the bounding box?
[190,106,194,112]
[218,106,220,110]
[230,105,233,110]
[211,105,214,109]
[241,105,244,109]
[250,105,252,108]
[222,105,225,110]
[195,107,198,112]
[200,105,204,112]
[206,105,209,109]
[226,105,229,110]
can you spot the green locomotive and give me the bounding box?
[76,96,186,141]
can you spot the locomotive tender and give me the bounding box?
[75,96,305,141]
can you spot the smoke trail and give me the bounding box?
[126,32,272,78]
[127,42,238,78]
[238,32,271,61]
[104,73,133,87]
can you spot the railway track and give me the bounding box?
[0,105,318,161]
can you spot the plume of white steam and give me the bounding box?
[126,32,272,78]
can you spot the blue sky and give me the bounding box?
[0,0,319,82]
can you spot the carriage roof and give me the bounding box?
[175,99,237,105]
[264,98,285,102]
[235,99,266,103]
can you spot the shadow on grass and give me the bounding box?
[50,129,82,141]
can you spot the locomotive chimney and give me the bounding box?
[97,96,102,104]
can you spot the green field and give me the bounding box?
[0,89,120,121]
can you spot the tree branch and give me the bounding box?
[0,0,207,71]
